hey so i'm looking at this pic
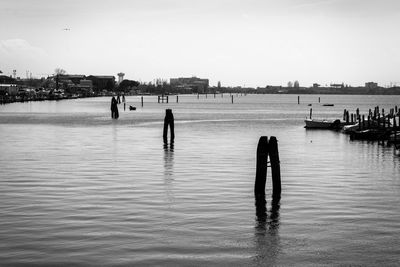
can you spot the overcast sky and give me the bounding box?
[1,0,400,87]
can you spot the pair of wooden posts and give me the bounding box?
[254,136,281,200]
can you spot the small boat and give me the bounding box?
[304,119,343,129]
[322,103,334,106]
[350,129,389,141]
[129,105,136,110]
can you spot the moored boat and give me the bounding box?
[304,119,343,129]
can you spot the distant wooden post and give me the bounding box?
[214,93,216,98]
[362,115,365,129]
[318,97,320,103]
[197,93,199,99]
[166,96,169,104]
[368,115,371,128]
[378,113,381,128]
[176,95,179,103]
[343,109,346,121]
[298,96,300,104]
[231,95,234,104]
[157,96,160,103]
[309,108,312,119]
[356,108,360,120]
[163,109,175,144]
[254,136,281,200]
[141,96,144,107]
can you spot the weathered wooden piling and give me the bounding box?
[163,109,175,143]
[309,108,312,119]
[269,137,281,199]
[254,136,282,199]
[176,95,179,103]
[231,95,234,104]
[298,96,300,104]
[318,97,320,103]
[255,136,269,197]
[141,96,143,107]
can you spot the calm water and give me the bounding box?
[0,94,399,266]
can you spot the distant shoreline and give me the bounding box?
[2,91,400,105]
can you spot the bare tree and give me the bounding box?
[54,68,67,75]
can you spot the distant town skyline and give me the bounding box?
[1,0,400,87]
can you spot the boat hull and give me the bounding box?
[304,119,343,129]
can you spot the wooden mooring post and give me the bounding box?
[163,109,175,144]
[254,136,281,200]
[231,95,234,104]
[141,96,143,107]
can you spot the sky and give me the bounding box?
[1,0,400,87]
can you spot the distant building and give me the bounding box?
[0,75,17,95]
[86,75,116,92]
[63,74,85,85]
[0,75,16,84]
[170,76,209,93]
[365,82,378,89]
[330,83,344,89]
[0,84,18,95]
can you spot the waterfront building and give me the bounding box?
[170,76,209,93]
[365,82,378,89]
[86,75,116,92]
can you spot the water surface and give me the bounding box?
[0,94,399,266]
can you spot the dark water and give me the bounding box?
[0,94,399,266]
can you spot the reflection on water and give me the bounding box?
[163,142,174,177]
[163,142,174,204]
[254,195,281,265]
